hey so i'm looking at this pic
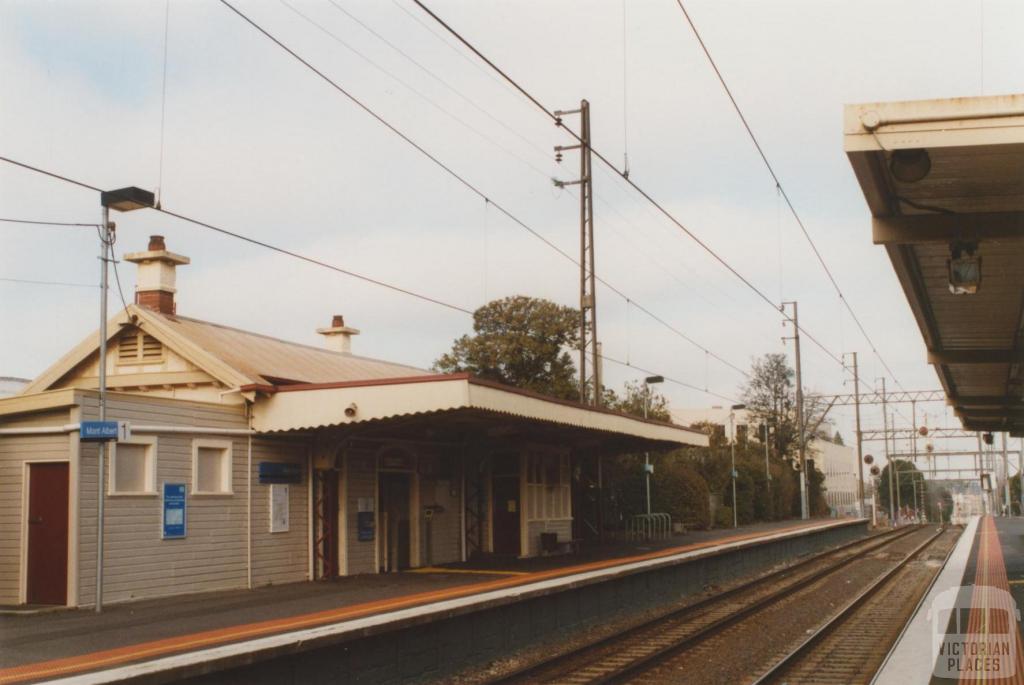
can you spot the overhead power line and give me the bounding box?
[0,153,738,403]
[216,0,749,378]
[672,0,906,392]
[0,217,99,228]
[408,0,845,369]
[0,277,97,288]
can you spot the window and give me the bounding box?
[118,329,163,364]
[192,439,232,494]
[109,437,157,495]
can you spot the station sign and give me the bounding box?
[80,420,131,442]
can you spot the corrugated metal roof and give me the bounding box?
[148,311,426,386]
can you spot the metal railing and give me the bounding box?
[627,513,672,541]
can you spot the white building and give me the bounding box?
[813,439,860,517]
[0,377,29,398]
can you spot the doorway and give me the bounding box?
[313,469,339,579]
[379,472,411,572]
[27,462,69,605]
[492,475,521,556]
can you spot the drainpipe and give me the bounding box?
[246,402,253,590]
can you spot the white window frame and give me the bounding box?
[108,436,158,496]
[191,438,234,496]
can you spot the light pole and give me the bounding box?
[643,375,663,515]
[95,187,154,613]
[730,403,746,528]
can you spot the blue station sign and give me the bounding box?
[80,420,131,442]
[162,483,187,539]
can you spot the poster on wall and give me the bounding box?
[269,484,289,533]
[357,497,375,542]
[162,483,186,539]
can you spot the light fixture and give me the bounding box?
[100,186,156,212]
[948,241,981,295]
[889,148,931,183]
[644,375,664,385]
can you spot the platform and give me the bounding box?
[875,515,1024,684]
[0,517,864,684]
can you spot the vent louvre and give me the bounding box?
[118,333,140,363]
[117,331,163,363]
[141,335,162,360]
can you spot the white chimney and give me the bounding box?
[317,315,360,354]
[123,235,190,315]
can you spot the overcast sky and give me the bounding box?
[2,0,1023,458]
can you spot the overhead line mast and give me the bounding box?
[555,101,599,406]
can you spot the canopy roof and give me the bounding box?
[845,94,1024,435]
[250,373,708,453]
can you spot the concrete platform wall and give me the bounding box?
[180,520,869,685]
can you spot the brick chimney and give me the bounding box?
[123,235,190,315]
[317,315,360,354]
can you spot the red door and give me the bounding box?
[27,462,69,605]
[492,476,521,556]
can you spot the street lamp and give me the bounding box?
[95,187,154,614]
[730,404,746,528]
[643,375,664,515]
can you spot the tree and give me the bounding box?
[434,296,580,400]
[877,459,928,515]
[609,380,671,421]
[832,431,845,446]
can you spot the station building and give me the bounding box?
[0,236,706,608]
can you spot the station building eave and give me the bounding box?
[248,373,708,454]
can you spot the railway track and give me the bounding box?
[750,525,959,684]
[484,525,937,685]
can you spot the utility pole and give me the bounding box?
[96,206,110,613]
[848,352,865,517]
[555,99,599,406]
[782,301,808,519]
[880,378,895,524]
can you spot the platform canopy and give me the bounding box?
[247,373,708,454]
[844,95,1024,435]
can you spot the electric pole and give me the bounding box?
[555,99,600,406]
[880,377,895,523]
[848,352,865,517]
[783,301,808,519]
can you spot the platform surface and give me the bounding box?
[0,517,861,684]
[875,516,1024,684]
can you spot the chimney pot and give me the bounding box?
[332,315,345,328]
[148,235,166,251]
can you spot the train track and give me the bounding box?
[484,525,932,685]
[750,526,958,684]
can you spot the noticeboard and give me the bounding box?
[162,483,186,539]
[269,484,289,533]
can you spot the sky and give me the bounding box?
[2,0,1023,463]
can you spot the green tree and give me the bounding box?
[877,459,928,515]
[609,380,671,421]
[434,296,580,400]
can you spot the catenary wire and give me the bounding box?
[408,0,846,368]
[672,0,906,391]
[1,153,742,404]
[217,0,750,378]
